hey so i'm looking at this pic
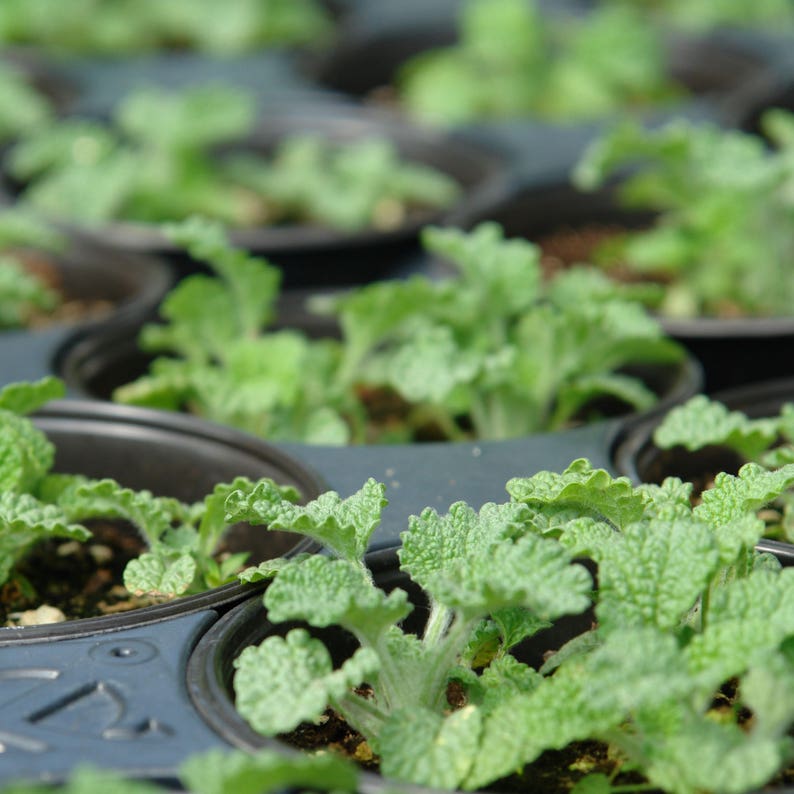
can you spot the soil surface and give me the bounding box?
[1,520,161,626]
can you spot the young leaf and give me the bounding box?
[654,395,780,460]
[123,549,197,597]
[263,556,412,641]
[225,478,387,564]
[506,458,646,529]
[233,629,380,735]
[0,376,65,415]
[379,705,482,789]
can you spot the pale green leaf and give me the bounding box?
[507,458,645,529]
[596,519,719,633]
[233,628,379,736]
[123,550,197,597]
[379,706,482,790]
[0,376,64,415]
[264,556,411,643]
[226,478,387,563]
[653,395,779,460]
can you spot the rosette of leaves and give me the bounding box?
[0,376,298,607]
[115,218,683,443]
[6,84,460,232]
[227,459,794,793]
[0,0,333,55]
[654,395,794,542]
[573,110,794,319]
[397,0,681,125]
[0,209,64,330]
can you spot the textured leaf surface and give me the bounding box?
[653,395,779,459]
[226,478,386,562]
[379,706,482,790]
[233,629,379,735]
[264,556,410,641]
[123,550,196,597]
[596,519,719,632]
[507,458,645,528]
[695,463,794,527]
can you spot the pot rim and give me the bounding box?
[0,399,326,646]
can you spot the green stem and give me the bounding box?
[335,690,389,740]
[420,614,478,713]
[423,602,453,647]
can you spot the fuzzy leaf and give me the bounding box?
[264,556,411,642]
[180,748,359,794]
[695,463,794,528]
[399,500,531,585]
[653,395,779,459]
[226,478,386,563]
[233,628,379,736]
[0,492,90,585]
[237,554,311,584]
[0,411,54,493]
[123,550,197,597]
[596,519,719,633]
[686,567,794,684]
[379,706,482,790]
[58,478,184,545]
[507,458,645,529]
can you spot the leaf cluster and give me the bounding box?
[0,208,64,330]
[230,458,794,793]
[115,219,683,443]
[6,85,459,232]
[0,377,298,601]
[397,0,681,125]
[0,0,333,55]
[0,63,53,145]
[573,111,794,318]
[654,395,794,542]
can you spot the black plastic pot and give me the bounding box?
[612,377,794,561]
[186,547,595,756]
[0,399,325,646]
[448,180,794,394]
[22,108,507,288]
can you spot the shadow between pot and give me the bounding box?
[446,180,794,394]
[0,400,326,646]
[37,108,508,288]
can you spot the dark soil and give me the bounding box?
[0,520,161,626]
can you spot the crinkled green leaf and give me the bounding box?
[233,628,379,735]
[399,500,531,586]
[0,410,54,493]
[264,556,410,642]
[686,567,794,684]
[226,478,386,563]
[653,395,780,459]
[490,606,551,651]
[237,553,311,584]
[507,458,645,529]
[180,748,359,794]
[472,654,543,713]
[637,477,694,520]
[59,478,184,545]
[0,375,64,415]
[0,491,90,585]
[695,462,794,528]
[596,519,719,633]
[123,549,197,597]
[379,705,482,790]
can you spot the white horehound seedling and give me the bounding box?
[228,460,794,794]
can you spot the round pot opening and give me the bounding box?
[0,400,326,644]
